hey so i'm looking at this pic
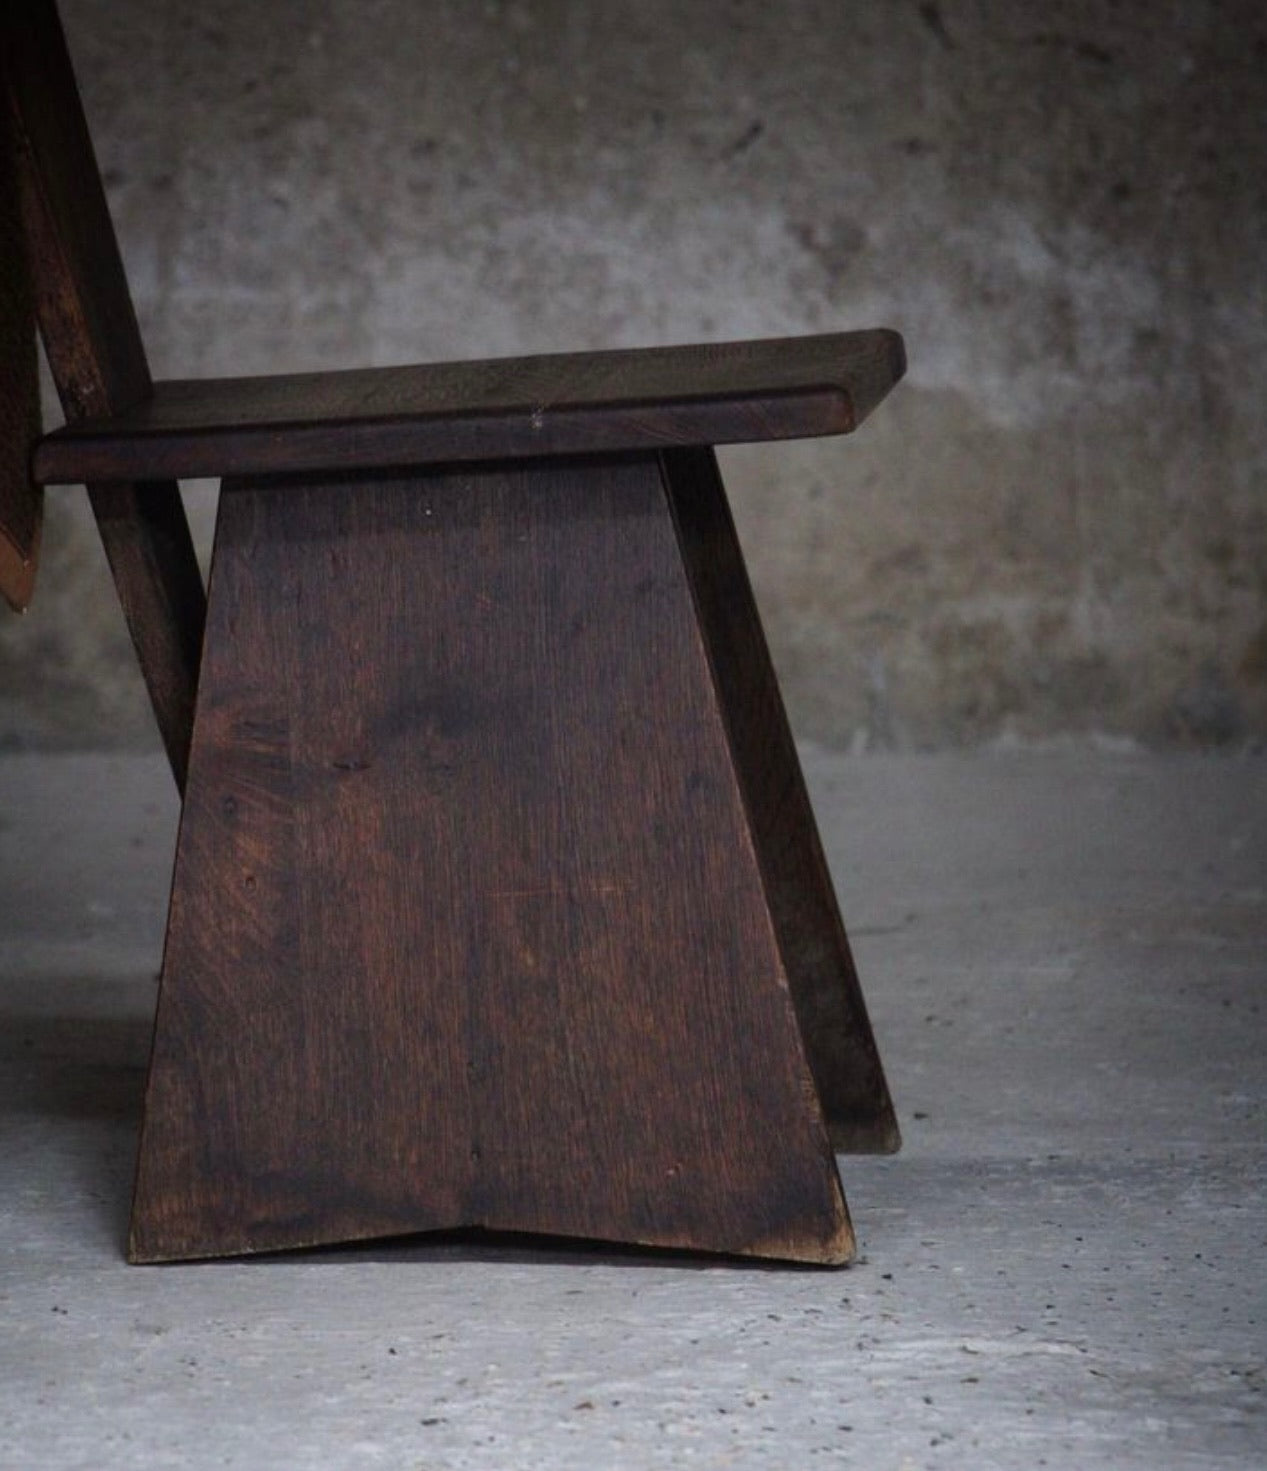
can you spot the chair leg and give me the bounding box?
[130,453,863,1264]
[661,447,899,1154]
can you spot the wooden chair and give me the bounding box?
[4,0,902,1265]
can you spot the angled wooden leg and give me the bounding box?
[87,480,205,791]
[131,454,854,1264]
[4,0,206,788]
[661,447,899,1154]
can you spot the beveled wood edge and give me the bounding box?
[37,389,851,486]
[33,329,906,486]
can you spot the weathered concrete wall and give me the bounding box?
[3,0,1264,751]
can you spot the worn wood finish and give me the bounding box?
[1,0,204,785]
[663,447,900,1152]
[11,0,903,1267]
[33,330,906,486]
[131,456,853,1265]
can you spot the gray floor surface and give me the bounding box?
[1,749,1263,1469]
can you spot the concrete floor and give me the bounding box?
[0,749,1263,1468]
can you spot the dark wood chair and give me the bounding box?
[4,0,902,1265]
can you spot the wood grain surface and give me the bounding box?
[131,455,854,1264]
[35,330,906,486]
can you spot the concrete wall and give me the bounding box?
[3,0,1264,752]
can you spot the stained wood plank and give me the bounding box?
[1,0,204,785]
[131,455,853,1265]
[86,481,206,790]
[0,94,41,611]
[34,330,906,486]
[663,446,900,1152]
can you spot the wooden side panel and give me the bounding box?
[131,456,852,1264]
[0,0,203,784]
[662,447,900,1152]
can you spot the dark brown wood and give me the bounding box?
[10,0,904,1267]
[1,0,204,786]
[663,447,900,1152]
[131,456,853,1265]
[0,90,41,612]
[85,481,206,790]
[33,330,906,487]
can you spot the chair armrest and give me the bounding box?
[33,329,905,486]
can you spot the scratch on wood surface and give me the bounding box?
[487,883,626,900]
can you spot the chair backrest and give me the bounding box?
[1,0,154,614]
[0,93,41,611]
[1,0,154,421]
[1,0,204,786]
